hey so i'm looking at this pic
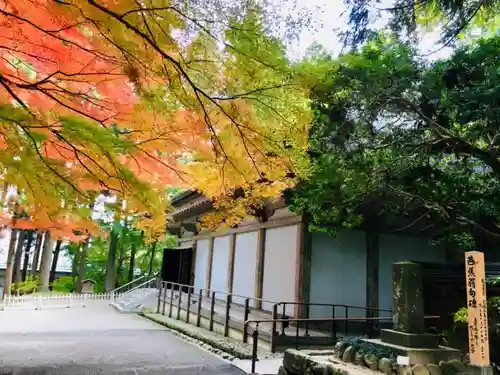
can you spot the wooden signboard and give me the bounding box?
[465,251,490,366]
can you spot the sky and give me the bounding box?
[282,0,454,61]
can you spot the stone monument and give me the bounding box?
[363,261,460,365]
[380,261,440,348]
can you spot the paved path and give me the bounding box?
[0,304,247,375]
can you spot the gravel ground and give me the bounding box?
[0,305,247,375]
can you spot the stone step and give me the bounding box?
[110,288,159,313]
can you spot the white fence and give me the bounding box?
[1,292,124,310]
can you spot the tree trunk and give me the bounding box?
[3,228,18,298]
[49,239,62,288]
[38,231,54,292]
[116,241,125,288]
[148,241,158,276]
[22,230,34,281]
[12,230,26,288]
[104,227,119,292]
[72,244,80,286]
[128,243,136,282]
[30,231,43,276]
[76,238,90,293]
[128,230,143,282]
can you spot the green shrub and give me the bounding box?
[11,276,38,295]
[51,276,75,292]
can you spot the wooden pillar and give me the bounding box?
[190,240,197,286]
[205,237,214,295]
[294,217,312,318]
[365,231,379,317]
[254,228,266,309]
[227,234,236,293]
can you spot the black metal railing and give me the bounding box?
[156,280,276,339]
[245,314,441,373]
[271,301,393,339]
[156,281,402,351]
[155,281,439,356]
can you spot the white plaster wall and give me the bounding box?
[378,234,446,315]
[193,239,210,293]
[210,236,230,295]
[309,230,367,319]
[232,231,258,304]
[262,225,298,315]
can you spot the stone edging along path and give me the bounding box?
[140,312,282,362]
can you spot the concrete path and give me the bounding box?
[0,304,247,375]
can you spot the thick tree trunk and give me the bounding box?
[128,243,136,282]
[22,231,35,281]
[76,238,90,293]
[148,241,158,276]
[12,230,26,289]
[3,228,18,298]
[30,231,43,276]
[38,231,54,292]
[72,244,80,286]
[104,228,119,292]
[49,239,62,288]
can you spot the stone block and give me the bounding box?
[362,338,461,365]
[427,364,443,375]
[379,358,393,374]
[334,341,349,358]
[354,352,365,366]
[412,364,430,375]
[439,360,456,375]
[342,347,356,363]
[448,359,467,373]
[284,349,309,375]
[381,329,440,349]
[309,361,336,375]
[364,354,378,371]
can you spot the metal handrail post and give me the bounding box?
[186,287,192,323]
[243,298,250,343]
[176,287,183,320]
[196,289,203,327]
[161,283,168,315]
[209,291,216,331]
[224,294,231,337]
[169,284,174,318]
[156,281,162,314]
[251,326,259,374]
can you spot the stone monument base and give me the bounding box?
[468,365,494,375]
[380,329,440,348]
[362,338,461,365]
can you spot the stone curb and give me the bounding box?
[140,312,282,361]
[282,349,349,375]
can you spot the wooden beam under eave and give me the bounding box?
[227,233,236,294]
[254,228,266,309]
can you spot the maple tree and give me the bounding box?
[0,0,313,238]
